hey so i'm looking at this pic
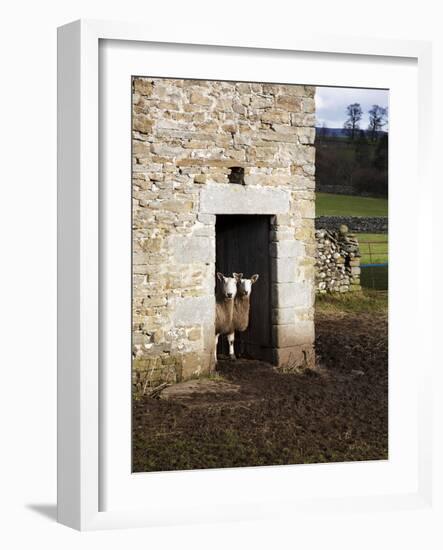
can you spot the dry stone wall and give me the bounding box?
[315,226,361,294]
[132,77,316,390]
[316,216,388,233]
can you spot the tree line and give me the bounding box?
[315,103,388,197]
[344,103,388,141]
[318,103,388,142]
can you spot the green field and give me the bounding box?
[316,193,388,217]
[316,288,388,314]
[357,233,388,265]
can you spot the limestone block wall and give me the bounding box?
[132,77,317,389]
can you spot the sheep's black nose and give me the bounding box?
[227,293,232,298]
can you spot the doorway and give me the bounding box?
[216,215,271,360]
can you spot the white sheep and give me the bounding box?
[231,272,259,359]
[214,273,237,364]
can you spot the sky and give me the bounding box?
[315,86,389,130]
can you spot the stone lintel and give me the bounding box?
[199,184,290,215]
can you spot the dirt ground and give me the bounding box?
[133,292,388,472]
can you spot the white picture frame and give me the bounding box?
[57,19,434,531]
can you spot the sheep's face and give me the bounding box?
[233,273,259,297]
[217,273,237,300]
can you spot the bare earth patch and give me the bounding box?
[161,378,242,408]
[133,298,388,472]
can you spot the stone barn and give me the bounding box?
[132,77,316,387]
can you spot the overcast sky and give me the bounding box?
[315,86,389,130]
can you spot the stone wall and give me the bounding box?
[316,183,355,196]
[132,77,316,390]
[315,216,388,233]
[315,227,361,293]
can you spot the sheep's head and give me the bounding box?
[233,273,259,297]
[216,272,237,300]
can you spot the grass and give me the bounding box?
[315,289,388,315]
[316,192,388,217]
[356,233,388,265]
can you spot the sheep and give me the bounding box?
[214,272,238,364]
[231,272,259,359]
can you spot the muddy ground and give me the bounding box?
[133,294,388,472]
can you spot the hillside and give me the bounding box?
[315,132,388,197]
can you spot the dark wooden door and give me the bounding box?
[216,215,271,360]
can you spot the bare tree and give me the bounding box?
[343,103,363,140]
[368,105,388,141]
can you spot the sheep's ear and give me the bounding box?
[233,272,243,281]
[216,272,225,281]
[251,274,259,283]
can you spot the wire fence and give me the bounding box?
[359,239,388,290]
[358,239,388,267]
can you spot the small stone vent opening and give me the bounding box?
[228,166,245,185]
[215,215,271,360]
